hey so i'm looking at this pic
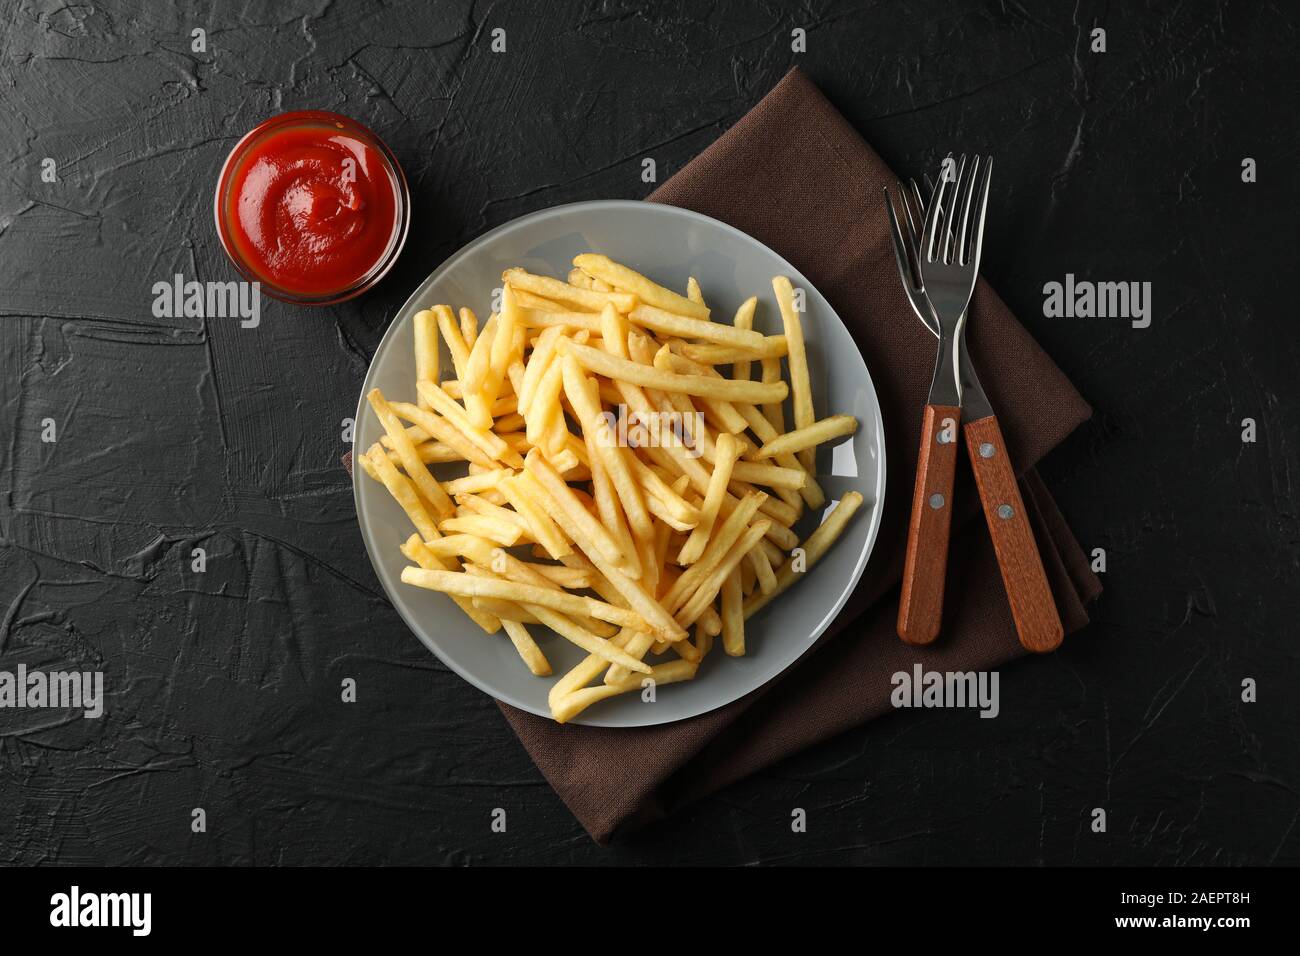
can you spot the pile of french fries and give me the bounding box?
[359,253,864,722]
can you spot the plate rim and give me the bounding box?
[352,198,887,726]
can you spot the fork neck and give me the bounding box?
[926,319,964,407]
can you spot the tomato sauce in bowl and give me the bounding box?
[215,111,409,304]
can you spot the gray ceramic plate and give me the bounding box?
[354,200,886,726]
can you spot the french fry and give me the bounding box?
[443,469,513,496]
[562,348,653,544]
[517,468,687,641]
[510,288,573,313]
[498,475,571,559]
[413,309,440,409]
[676,520,771,628]
[551,660,696,724]
[678,432,741,565]
[679,337,788,365]
[662,491,765,613]
[459,307,479,349]
[747,545,778,595]
[503,267,637,313]
[436,305,470,382]
[744,492,865,618]
[753,415,858,460]
[573,253,710,321]
[439,515,522,547]
[685,276,704,305]
[400,568,655,636]
[416,381,523,468]
[366,389,456,519]
[388,401,497,470]
[730,459,807,490]
[560,338,787,404]
[523,450,629,572]
[627,302,766,349]
[365,444,440,542]
[773,276,816,472]
[400,534,500,634]
[721,568,744,656]
[502,620,551,676]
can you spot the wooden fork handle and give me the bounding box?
[897,404,961,645]
[963,415,1064,653]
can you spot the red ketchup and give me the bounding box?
[216,112,408,303]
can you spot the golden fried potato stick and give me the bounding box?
[515,468,687,642]
[503,267,637,313]
[523,449,628,571]
[676,520,771,628]
[551,660,698,724]
[366,389,455,519]
[560,338,786,404]
[435,305,470,383]
[399,533,501,634]
[753,415,858,460]
[678,432,741,565]
[442,469,513,496]
[721,568,745,657]
[413,309,440,409]
[662,491,766,613]
[459,307,479,348]
[497,475,571,559]
[678,337,788,365]
[400,568,660,651]
[744,492,865,618]
[562,351,653,544]
[627,302,766,349]
[773,276,816,473]
[686,276,704,305]
[573,253,710,320]
[580,418,643,580]
[388,401,496,470]
[501,619,551,676]
[416,380,523,468]
[438,515,522,547]
[747,545,778,595]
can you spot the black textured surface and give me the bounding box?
[1,0,1297,865]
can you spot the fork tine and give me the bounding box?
[882,185,919,293]
[965,156,993,271]
[902,180,922,246]
[940,154,968,264]
[954,155,981,265]
[922,155,953,261]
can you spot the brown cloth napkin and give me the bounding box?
[494,68,1102,843]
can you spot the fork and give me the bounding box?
[886,157,1064,653]
[885,156,974,645]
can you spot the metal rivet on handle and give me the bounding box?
[997,504,1014,520]
[929,494,945,510]
[979,442,995,458]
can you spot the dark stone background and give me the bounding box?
[1,0,1296,865]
